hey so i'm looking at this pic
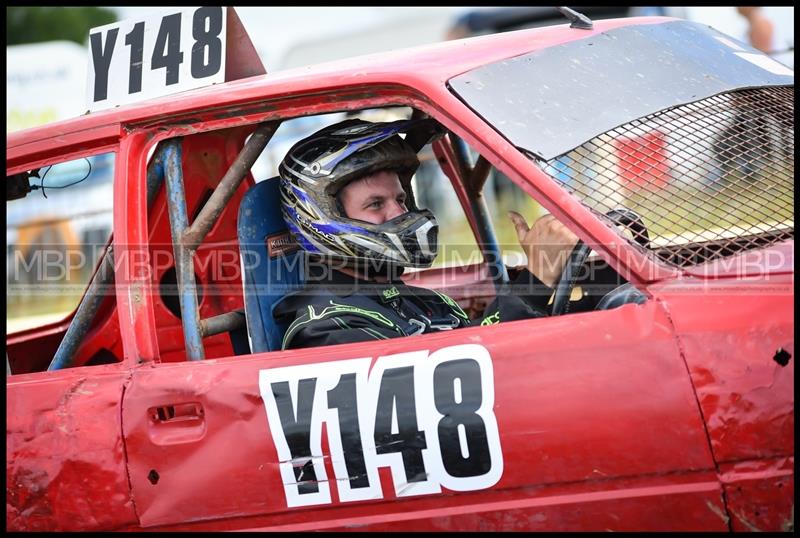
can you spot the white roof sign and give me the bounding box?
[86,7,228,112]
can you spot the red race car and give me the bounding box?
[6,8,793,532]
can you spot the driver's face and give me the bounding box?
[339,170,408,224]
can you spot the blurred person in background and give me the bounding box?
[736,6,775,53]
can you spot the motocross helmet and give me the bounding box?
[279,118,439,269]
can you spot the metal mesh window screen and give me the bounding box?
[538,86,794,268]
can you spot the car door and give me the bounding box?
[7,366,137,531]
[7,148,138,532]
[116,99,728,530]
[120,292,729,531]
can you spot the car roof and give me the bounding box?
[7,16,672,157]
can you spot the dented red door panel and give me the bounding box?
[650,271,795,531]
[651,275,794,463]
[133,473,726,532]
[6,366,137,531]
[719,457,794,532]
[119,298,726,531]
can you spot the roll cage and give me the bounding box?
[43,106,521,368]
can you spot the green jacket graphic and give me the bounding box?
[273,267,553,350]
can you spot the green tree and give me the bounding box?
[7,7,117,46]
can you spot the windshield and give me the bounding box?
[449,19,794,268]
[537,86,794,268]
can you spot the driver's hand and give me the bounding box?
[509,212,579,288]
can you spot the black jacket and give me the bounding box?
[273,266,553,350]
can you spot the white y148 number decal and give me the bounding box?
[87,7,227,112]
[259,344,503,507]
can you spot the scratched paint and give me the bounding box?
[6,371,137,531]
[719,457,794,532]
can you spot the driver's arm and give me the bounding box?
[469,212,580,324]
[469,268,551,326]
[281,311,402,350]
[508,212,579,287]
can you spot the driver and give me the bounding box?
[273,118,579,350]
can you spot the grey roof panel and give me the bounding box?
[449,20,794,160]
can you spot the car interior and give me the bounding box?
[7,105,648,374]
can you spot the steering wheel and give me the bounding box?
[550,240,591,316]
[550,208,650,316]
[605,208,651,249]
